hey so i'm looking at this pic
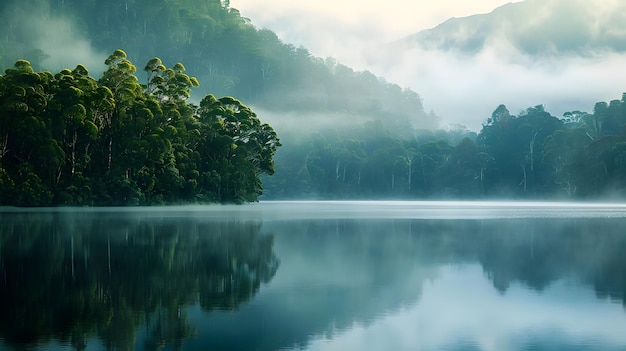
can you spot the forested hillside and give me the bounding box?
[0,0,433,133]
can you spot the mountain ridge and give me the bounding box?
[0,0,436,133]
[401,0,626,57]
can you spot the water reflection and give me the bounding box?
[296,265,626,351]
[0,211,278,350]
[2,204,626,350]
[255,217,626,351]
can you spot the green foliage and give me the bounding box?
[0,0,624,201]
[0,53,280,206]
[264,94,626,200]
[0,0,435,133]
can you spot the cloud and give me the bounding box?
[366,44,626,131]
[230,1,524,72]
[231,0,626,132]
[28,17,108,75]
[1,1,107,75]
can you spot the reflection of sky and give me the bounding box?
[293,265,626,351]
[4,205,626,351]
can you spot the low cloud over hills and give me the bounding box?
[362,0,626,130]
[403,0,626,56]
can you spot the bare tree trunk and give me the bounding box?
[1,132,8,160]
[529,130,539,172]
[107,139,113,171]
[480,167,485,195]
[71,132,77,175]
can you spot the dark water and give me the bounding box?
[2,201,626,351]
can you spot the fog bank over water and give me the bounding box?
[8,201,626,220]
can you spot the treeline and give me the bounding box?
[263,95,626,200]
[0,51,280,206]
[0,0,434,132]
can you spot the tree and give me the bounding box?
[0,51,280,206]
[478,104,563,196]
[195,95,280,202]
[542,127,592,196]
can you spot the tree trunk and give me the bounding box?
[407,159,413,192]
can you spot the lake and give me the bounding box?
[2,201,626,351]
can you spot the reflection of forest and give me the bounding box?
[469,218,626,300]
[0,211,279,350]
[2,212,626,351]
[198,217,626,351]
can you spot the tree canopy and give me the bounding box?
[0,52,280,206]
[262,95,626,200]
[0,0,434,134]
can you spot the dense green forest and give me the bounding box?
[1,0,626,204]
[0,0,432,134]
[0,52,280,205]
[263,97,626,200]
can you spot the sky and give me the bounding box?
[230,0,521,59]
[230,0,626,130]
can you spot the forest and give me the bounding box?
[0,0,432,133]
[0,51,280,205]
[263,99,626,200]
[1,0,626,205]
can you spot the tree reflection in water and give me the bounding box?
[0,211,279,350]
[2,208,626,351]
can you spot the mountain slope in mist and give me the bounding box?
[0,0,435,134]
[402,0,626,57]
[366,0,626,131]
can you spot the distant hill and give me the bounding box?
[402,0,626,57]
[0,0,435,133]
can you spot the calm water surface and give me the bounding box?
[1,201,626,350]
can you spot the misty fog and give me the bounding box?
[3,1,626,349]
[369,48,626,130]
[5,0,625,132]
[232,0,626,130]
[0,1,107,74]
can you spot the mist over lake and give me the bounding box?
[2,201,626,350]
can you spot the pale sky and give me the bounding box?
[230,0,521,61]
